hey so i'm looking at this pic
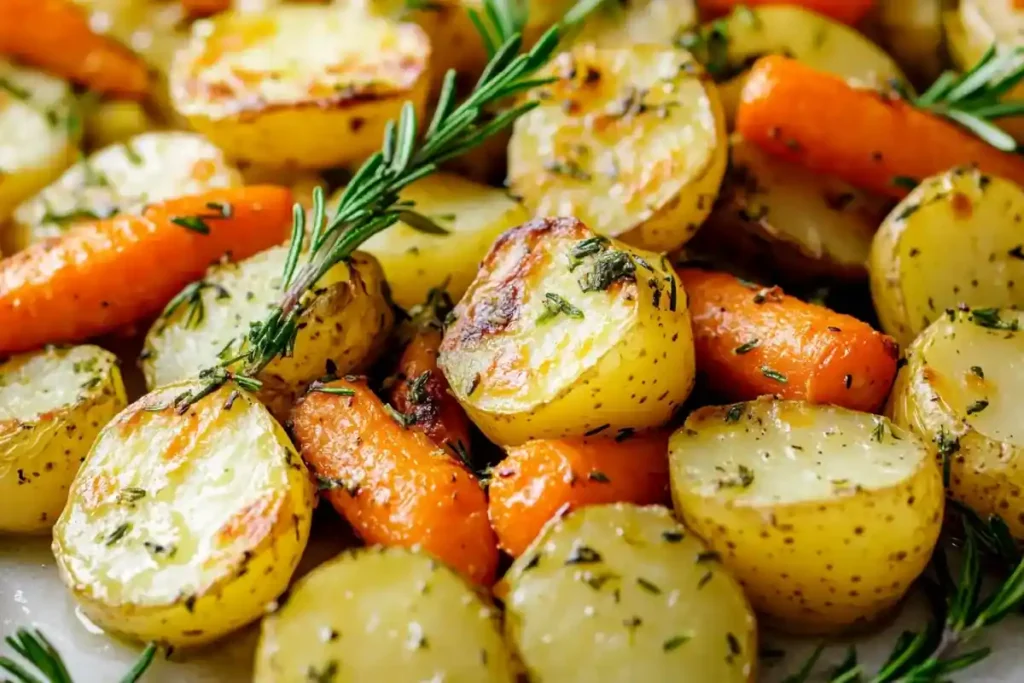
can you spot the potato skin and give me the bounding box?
[869,167,1024,347]
[170,4,430,169]
[508,44,727,253]
[572,0,697,47]
[53,380,315,647]
[889,308,1024,539]
[438,217,695,446]
[142,247,393,422]
[352,174,530,309]
[694,134,892,283]
[670,399,944,635]
[0,345,126,533]
[255,546,516,683]
[0,58,80,225]
[500,504,757,683]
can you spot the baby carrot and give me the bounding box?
[736,56,1024,198]
[291,378,498,585]
[677,268,898,412]
[488,431,671,557]
[389,326,474,461]
[0,186,293,354]
[0,0,149,99]
[699,0,875,25]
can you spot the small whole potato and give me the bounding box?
[889,307,1024,538]
[439,216,695,446]
[670,398,944,635]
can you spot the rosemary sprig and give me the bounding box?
[913,45,1024,152]
[0,630,156,683]
[173,0,606,409]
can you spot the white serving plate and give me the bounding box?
[3,529,1024,682]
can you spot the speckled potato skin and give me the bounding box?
[889,308,1024,538]
[438,217,696,447]
[869,167,1024,347]
[142,248,394,422]
[508,44,727,253]
[0,346,126,533]
[53,381,315,647]
[499,504,757,683]
[255,546,516,683]
[170,5,431,169]
[670,399,944,635]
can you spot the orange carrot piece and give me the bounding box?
[292,378,498,585]
[677,268,898,412]
[736,56,1024,199]
[699,0,874,24]
[389,327,474,460]
[0,186,293,354]
[488,431,671,557]
[0,0,149,98]
[180,0,229,17]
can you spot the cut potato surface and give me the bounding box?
[697,134,891,282]
[670,399,943,634]
[255,546,515,683]
[439,217,695,446]
[508,44,727,253]
[573,0,697,48]
[500,503,756,683]
[53,380,315,647]
[0,345,125,533]
[8,131,241,252]
[142,247,393,421]
[0,58,80,225]
[170,4,431,168]
[869,167,1024,347]
[689,5,906,123]
[352,174,530,309]
[889,308,1024,538]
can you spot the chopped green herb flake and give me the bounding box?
[760,367,787,383]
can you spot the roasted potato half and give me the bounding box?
[572,0,697,47]
[508,44,727,253]
[142,246,393,421]
[350,174,530,309]
[255,546,516,683]
[83,100,159,149]
[682,6,906,124]
[869,167,1024,348]
[7,131,241,253]
[53,380,316,647]
[500,504,757,683]
[0,345,125,533]
[694,134,891,282]
[889,308,1024,539]
[170,4,431,169]
[947,0,1024,144]
[439,217,695,446]
[0,58,80,227]
[670,399,944,635]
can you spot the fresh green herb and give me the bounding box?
[636,577,661,594]
[912,45,1024,151]
[871,419,886,442]
[588,470,610,483]
[717,464,754,489]
[123,143,143,165]
[159,280,230,330]
[760,367,787,383]
[448,440,472,470]
[105,522,131,546]
[0,630,156,683]
[568,235,610,270]
[970,365,985,378]
[172,0,608,411]
[40,207,113,226]
[171,215,211,235]
[543,158,592,181]
[967,399,990,415]
[578,250,636,292]
[0,77,31,100]
[565,544,603,565]
[467,0,529,58]
[117,488,146,504]
[407,371,431,404]
[663,635,691,652]
[725,404,743,423]
[969,307,1019,330]
[316,475,359,496]
[891,175,919,191]
[399,210,451,235]
[537,292,584,323]
[385,404,417,428]
[734,339,759,354]
[674,20,731,80]
[309,384,356,396]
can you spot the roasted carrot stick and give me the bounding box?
[389,327,474,461]
[677,268,898,412]
[736,56,1024,198]
[181,0,229,17]
[699,0,874,24]
[488,431,671,557]
[0,186,293,354]
[291,378,498,585]
[0,0,149,99]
